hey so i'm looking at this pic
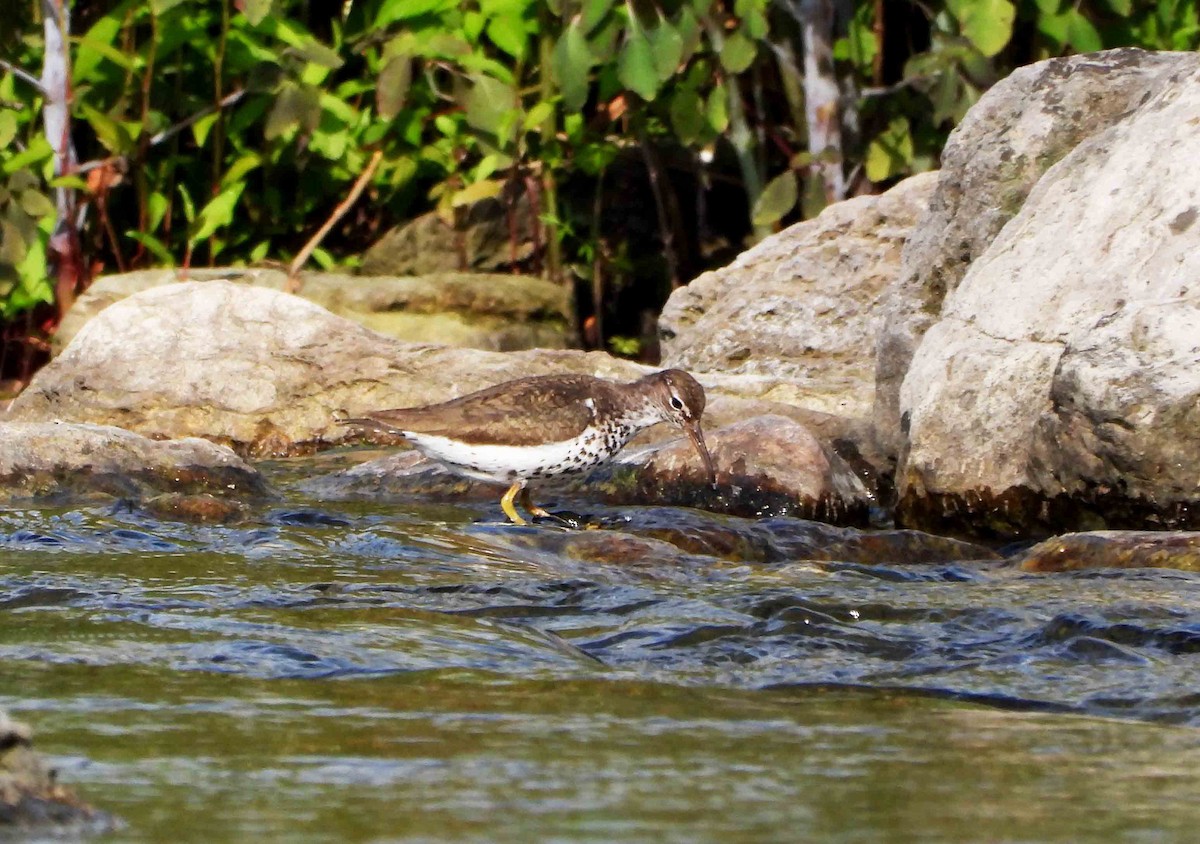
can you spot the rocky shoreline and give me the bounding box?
[0,47,1197,555]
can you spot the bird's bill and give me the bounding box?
[685,420,717,484]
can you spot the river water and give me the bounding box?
[3,457,1200,841]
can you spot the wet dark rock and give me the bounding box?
[0,422,266,506]
[0,710,112,833]
[591,415,872,525]
[1016,531,1200,573]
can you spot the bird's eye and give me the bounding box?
[669,396,684,411]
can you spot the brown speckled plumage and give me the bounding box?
[339,369,713,525]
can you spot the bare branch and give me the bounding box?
[0,58,45,94]
[148,88,246,147]
[286,149,384,290]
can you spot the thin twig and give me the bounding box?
[0,58,45,94]
[286,149,384,291]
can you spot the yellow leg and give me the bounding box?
[518,487,554,521]
[500,482,528,526]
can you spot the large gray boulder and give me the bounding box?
[659,171,936,422]
[896,56,1200,537]
[874,48,1200,457]
[54,268,572,354]
[19,281,631,456]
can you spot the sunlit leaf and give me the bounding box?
[80,104,134,154]
[865,116,913,182]
[451,179,504,207]
[126,230,176,265]
[0,111,16,149]
[487,13,527,60]
[239,0,273,25]
[1066,9,1103,51]
[947,0,1014,57]
[706,84,728,133]
[719,29,757,73]
[374,0,457,28]
[73,12,124,83]
[190,183,246,244]
[751,170,797,227]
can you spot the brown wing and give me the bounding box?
[349,374,612,446]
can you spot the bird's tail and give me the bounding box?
[332,410,407,437]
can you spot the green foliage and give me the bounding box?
[0,0,1196,333]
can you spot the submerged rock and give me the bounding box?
[0,710,112,833]
[0,422,266,505]
[895,52,1200,539]
[1016,531,1200,573]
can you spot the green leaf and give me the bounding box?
[947,0,1015,57]
[553,18,593,112]
[669,87,705,145]
[523,101,554,132]
[151,0,189,13]
[0,111,16,149]
[751,171,797,227]
[646,17,684,82]
[374,0,457,27]
[487,13,527,60]
[80,104,134,154]
[126,230,176,266]
[191,112,219,147]
[18,189,55,219]
[73,12,124,83]
[1066,9,1103,51]
[377,54,413,120]
[220,153,263,188]
[239,0,273,25]
[464,75,514,136]
[582,0,614,33]
[1035,10,1070,47]
[176,183,196,225]
[618,19,659,100]
[265,83,322,140]
[719,29,757,73]
[865,116,914,182]
[190,183,246,244]
[452,179,504,207]
[706,84,729,133]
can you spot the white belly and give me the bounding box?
[402,428,618,483]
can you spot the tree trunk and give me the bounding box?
[40,0,85,318]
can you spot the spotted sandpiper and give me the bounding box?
[338,369,716,525]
